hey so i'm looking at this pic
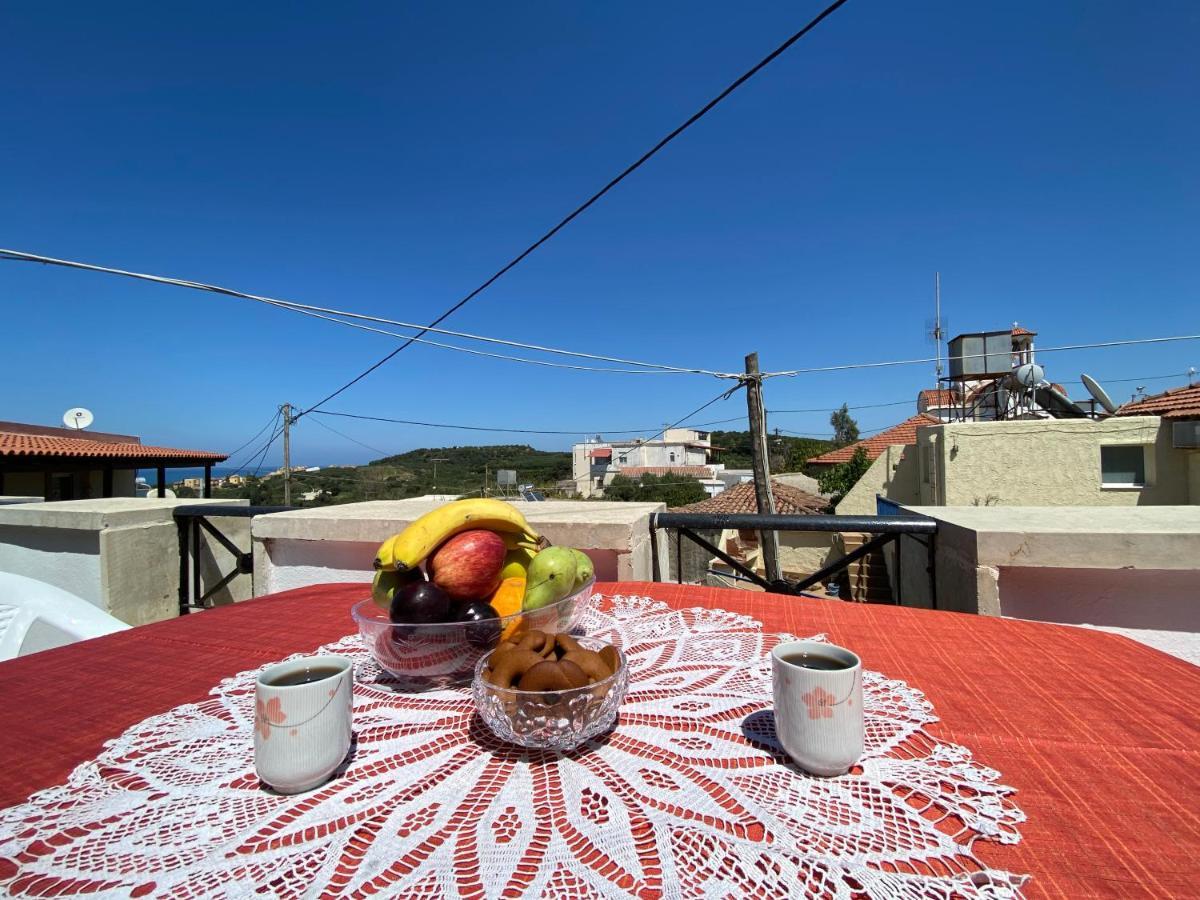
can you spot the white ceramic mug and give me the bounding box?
[771,640,863,777]
[254,655,354,794]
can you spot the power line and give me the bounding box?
[224,410,282,473]
[311,408,749,437]
[305,412,394,458]
[223,410,283,460]
[0,248,734,379]
[292,0,852,415]
[765,334,1200,378]
[770,399,914,414]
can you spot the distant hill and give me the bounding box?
[369,445,572,491]
[201,433,831,507]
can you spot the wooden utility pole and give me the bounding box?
[281,402,293,507]
[744,352,782,584]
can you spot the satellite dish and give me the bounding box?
[63,407,94,430]
[1013,363,1045,389]
[1081,373,1117,414]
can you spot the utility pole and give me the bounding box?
[429,457,448,491]
[484,464,489,498]
[744,352,782,585]
[281,402,293,506]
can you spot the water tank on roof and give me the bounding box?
[947,331,1013,379]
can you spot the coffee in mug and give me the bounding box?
[771,640,863,777]
[254,655,353,794]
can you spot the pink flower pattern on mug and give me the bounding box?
[802,686,836,719]
[255,697,287,739]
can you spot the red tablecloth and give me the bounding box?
[1,582,1198,897]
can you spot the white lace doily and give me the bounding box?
[0,595,1028,898]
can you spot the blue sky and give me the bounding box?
[3,1,1197,468]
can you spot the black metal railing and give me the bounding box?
[174,505,294,614]
[649,512,938,606]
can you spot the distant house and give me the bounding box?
[806,414,940,473]
[0,420,227,500]
[672,480,830,588]
[571,428,726,498]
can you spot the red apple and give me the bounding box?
[429,530,506,601]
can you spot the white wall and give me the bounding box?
[252,499,665,596]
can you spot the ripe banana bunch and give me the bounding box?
[374,498,544,572]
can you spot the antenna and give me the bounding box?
[62,407,94,430]
[924,273,947,387]
[1080,374,1117,415]
[935,272,942,382]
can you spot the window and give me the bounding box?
[1100,445,1146,487]
[669,452,676,463]
[618,453,627,464]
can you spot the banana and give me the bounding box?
[373,498,543,572]
[373,533,402,571]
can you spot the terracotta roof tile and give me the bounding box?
[918,389,956,408]
[672,479,828,514]
[0,432,226,461]
[1115,383,1200,420]
[615,466,714,479]
[1011,326,1037,336]
[806,413,940,466]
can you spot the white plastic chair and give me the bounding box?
[0,572,130,661]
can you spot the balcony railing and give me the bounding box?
[650,512,938,606]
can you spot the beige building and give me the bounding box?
[572,428,724,497]
[915,415,1192,507]
[830,383,1200,513]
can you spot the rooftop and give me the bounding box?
[0,421,225,464]
[672,479,827,515]
[616,466,715,479]
[807,413,940,466]
[1115,382,1200,419]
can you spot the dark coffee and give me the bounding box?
[265,665,343,687]
[780,651,851,671]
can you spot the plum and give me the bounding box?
[390,581,451,624]
[450,599,501,648]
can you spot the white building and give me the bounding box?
[571,428,726,498]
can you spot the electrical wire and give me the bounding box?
[294,0,852,416]
[305,412,394,458]
[0,248,734,379]
[224,410,283,460]
[765,335,1200,377]
[224,410,282,473]
[310,408,751,437]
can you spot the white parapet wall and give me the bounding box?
[895,505,1200,630]
[0,498,251,625]
[252,499,667,596]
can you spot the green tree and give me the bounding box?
[829,404,860,448]
[604,473,707,507]
[817,446,871,504]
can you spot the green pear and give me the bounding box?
[571,549,595,589]
[371,569,400,611]
[523,546,579,610]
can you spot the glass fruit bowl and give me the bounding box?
[472,636,628,751]
[351,576,595,692]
